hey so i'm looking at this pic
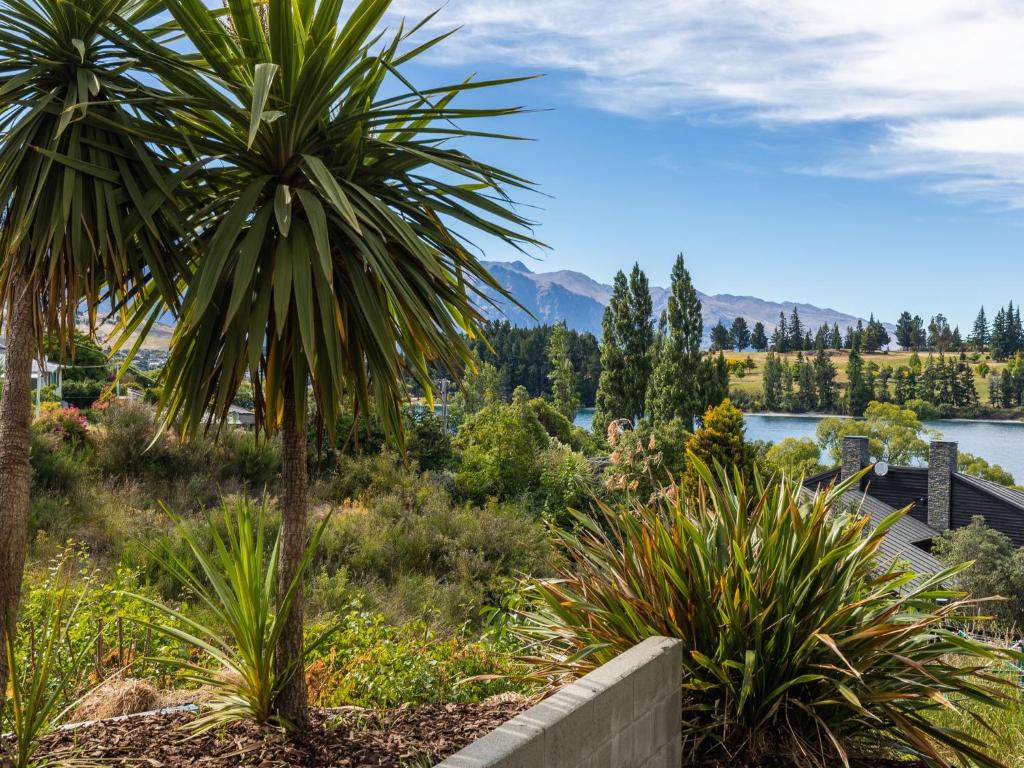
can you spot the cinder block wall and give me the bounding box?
[435,636,682,768]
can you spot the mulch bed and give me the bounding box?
[32,700,529,767]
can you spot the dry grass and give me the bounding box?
[72,678,161,722]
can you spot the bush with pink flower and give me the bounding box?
[34,404,90,449]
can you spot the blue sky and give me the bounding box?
[389,0,1024,330]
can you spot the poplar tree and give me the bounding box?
[594,263,654,430]
[762,351,785,410]
[593,271,629,434]
[845,346,871,416]
[646,254,706,426]
[547,321,580,421]
[794,352,817,412]
[813,346,838,411]
[622,263,655,420]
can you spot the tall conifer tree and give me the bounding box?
[789,307,804,350]
[622,263,654,421]
[647,254,706,426]
[730,316,751,350]
[751,322,768,352]
[593,271,629,434]
[969,307,988,352]
[547,321,580,421]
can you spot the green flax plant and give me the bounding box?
[517,461,1022,768]
[131,497,329,731]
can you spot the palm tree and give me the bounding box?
[136,0,538,725]
[0,0,187,697]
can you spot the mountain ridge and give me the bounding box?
[479,260,889,342]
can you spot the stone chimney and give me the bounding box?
[927,441,957,531]
[840,436,869,481]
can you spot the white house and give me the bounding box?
[0,339,62,387]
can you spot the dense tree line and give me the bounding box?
[467,321,602,407]
[711,306,889,355]
[975,303,1023,360]
[761,346,839,413]
[890,302,1024,360]
[988,355,1024,407]
[760,341,979,417]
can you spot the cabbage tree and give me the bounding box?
[0,0,187,699]
[138,0,537,724]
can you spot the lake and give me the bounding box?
[573,408,1024,482]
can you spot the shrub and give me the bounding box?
[92,400,220,503]
[518,462,1021,767]
[29,430,85,498]
[528,397,574,445]
[12,544,186,748]
[60,378,105,409]
[932,516,1024,628]
[764,436,826,478]
[304,609,534,709]
[904,397,945,421]
[313,466,553,629]
[604,418,689,503]
[405,410,453,472]
[4,557,93,768]
[681,398,756,491]
[454,387,549,502]
[537,442,593,524]
[33,406,89,449]
[92,399,164,478]
[218,428,281,489]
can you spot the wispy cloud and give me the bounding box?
[390,0,1024,206]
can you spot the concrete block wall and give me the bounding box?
[435,636,682,768]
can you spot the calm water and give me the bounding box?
[573,408,1024,482]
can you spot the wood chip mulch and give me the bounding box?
[32,700,529,767]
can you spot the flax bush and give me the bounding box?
[518,460,1022,767]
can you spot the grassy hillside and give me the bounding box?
[725,350,1004,402]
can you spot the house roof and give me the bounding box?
[954,472,1024,513]
[801,470,944,587]
[832,488,943,583]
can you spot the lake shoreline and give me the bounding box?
[742,411,1024,426]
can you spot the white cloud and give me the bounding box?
[389,0,1024,206]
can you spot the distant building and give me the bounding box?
[0,339,62,388]
[804,436,1024,582]
[227,404,256,429]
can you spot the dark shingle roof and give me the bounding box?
[954,472,1024,512]
[801,475,944,588]
[832,489,943,583]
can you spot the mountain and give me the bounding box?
[479,260,887,343]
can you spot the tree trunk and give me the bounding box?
[0,273,35,697]
[274,371,308,727]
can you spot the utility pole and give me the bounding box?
[438,377,451,433]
